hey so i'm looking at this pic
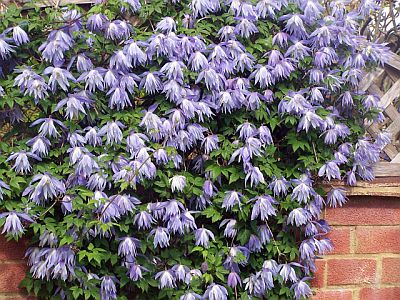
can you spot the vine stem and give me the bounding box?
[38,199,58,219]
[97,120,179,221]
[97,154,152,221]
[265,222,282,257]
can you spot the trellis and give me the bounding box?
[359,52,400,178]
[330,53,400,197]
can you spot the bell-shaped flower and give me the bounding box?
[139,72,163,94]
[160,60,186,81]
[43,66,75,92]
[55,93,94,120]
[250,195,277,221]
[155,270,176,289]
[202,135,219,155]
[0,35,15,59]
[150,227,170,248]
[12,26,29,45]
[118,237,140,257]
[0,212,33,236]
[169,175,186,193]
[222,191,243,211]
[234,18,258,38]
[30,118,66,138]
[194,227,215,248]
[6,151,41,174]
[203,284,228,300]
[124,40,147,66]
[287,208,311,227]
[188,51,208,72]
[0,180,10,201]
[100,276,117,300]
[98,121,126,145]
[220,219,237,238]
[244,164,265,187]
[23,173,65,204]
[327,187,347,207]
[134,211,154,230]
[156,17,176,33]
[105,20,131,40]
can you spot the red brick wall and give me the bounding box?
[313,196,400,299]
[0,236,32,300]
[0,196,399,299]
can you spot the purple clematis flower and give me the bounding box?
[156,17,176,33]
[280,14,308,39]
[269,177,289,196]
[100,276,117,300]
[126,263,146,281]
[318,161,341,180]
[43,66,75,92]
[150,227,170,248]
[202,135,219,154]
[55,93,94,120]
[0,212,34,235]
[105,20,131,40]
[169,175,186,192]
[77,68,104,92]
[327,187,347,207]
[203,283,228,300]
[180,292,202,300]
[0,180,10,201]
[250,195,277,221]
[23,173,65,204]
[291,174,314,203]
[118,237,140,257]
[134,211,154,230]
[195,227,215,248]
[287,208,311,227]
[244,164,265,187]
[234,18,259,38]
[0,35,15,59]
[75,54,94,72]
[292,278,313,300]
[227,271,242,288]
[278,263,298,283]
[6,151,41,174]
[220,219,237,238]
[155,270,176,289]
[12,26,29,45]
[98,121,125,145]
[222,191,243,211]
[140,72,163,94]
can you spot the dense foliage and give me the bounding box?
[0,0,391,299]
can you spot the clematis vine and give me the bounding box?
[0,0,391,298]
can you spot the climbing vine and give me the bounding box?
[0,0,390,299]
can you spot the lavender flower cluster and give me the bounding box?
[0,0,391,299]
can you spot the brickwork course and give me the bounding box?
[0,236,33,300]
[0,196,399,299]
[312,196,400,300]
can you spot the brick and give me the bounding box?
[0,235,29,261]
[311,259,326,288]
[325,197,400,225]
[382,257,400,284]
[0,263,27,293]
[326,227,351,254]
[327,259,377,285]
[359,287,400,300]
[312,289,353,300]
[356,227,400,254]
